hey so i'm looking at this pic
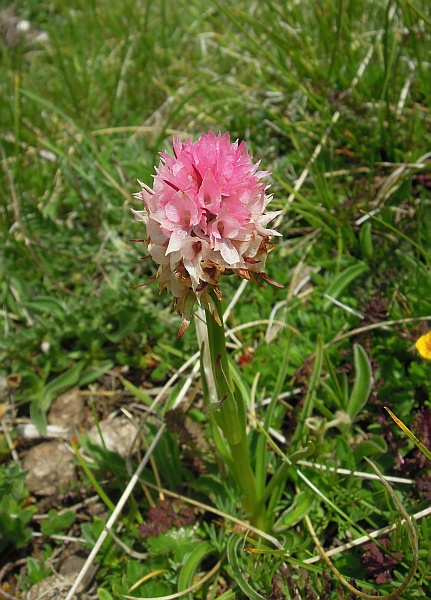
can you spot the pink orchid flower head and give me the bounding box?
[133,131,282,336]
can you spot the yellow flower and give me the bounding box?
[415,331,431,361]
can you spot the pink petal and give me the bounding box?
[166,229,188,254]
[216,239,241,265]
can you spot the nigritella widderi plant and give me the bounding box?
[133,131,282,531]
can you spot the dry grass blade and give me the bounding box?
[326,315,431,348]
[304,505,431,565]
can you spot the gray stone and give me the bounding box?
[26,555,96,599]
[23,441,76,496]
[26,575,69,600]
[48,388,85,433]
[59,555,87,578]
[87,416,139,458]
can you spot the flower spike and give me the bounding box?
[133,131,282,334]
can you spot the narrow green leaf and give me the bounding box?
[370,212,431,263]
[292,336,324,448]
[79,361,113,387]
[178,541,215,600]
[211,590,237,600]
[273,174,339,238]
[31,362,85,434]
[71,440,116,512]
[289,442,315,464]
[275,489,314,529]
[227,535,266,600]
[255,419,391,539]
[40,362,85,410]
[265,330,296,431]
[347,344,372,422]
[364,458,419,597]
[23,297,68,319]
[230,373,248,435]
[359,221,374,260]
[256,330,296,499]
[323,262,369,310]
[323,349,347,410]
[205,399,226,414]
[120,375,153,407]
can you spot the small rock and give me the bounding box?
[25,553,96,599]
[59,554,97,586]
[26,575,70,600]
[25,569,94,600]
[88,416,139,458]
[16,19,30,32]
[48,389,85,433]
[59,555,87,578]
[23,441,76,496]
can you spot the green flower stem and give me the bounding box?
[228,438,261,526]
[204,291,266,530]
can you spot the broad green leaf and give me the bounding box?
[352,436,387,462]
[40,509,75,536]
[347,344,372,422]
[148,530,196,561]
[97,589,115,600]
